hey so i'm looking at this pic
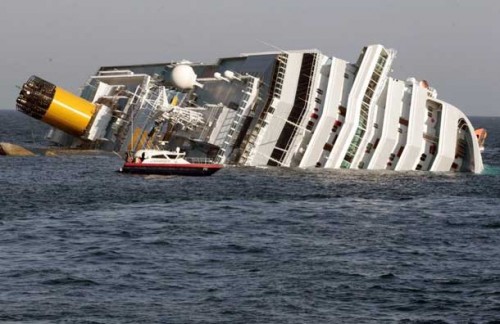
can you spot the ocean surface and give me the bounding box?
[1,110,499,323]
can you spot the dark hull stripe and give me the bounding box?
[120,163,223,176]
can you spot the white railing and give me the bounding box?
[186,157,217,164]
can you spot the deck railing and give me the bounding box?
[185,157,217,164]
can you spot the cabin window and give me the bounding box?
[338,106,347,116]
[152,155,167,159]
[397,146,405,157]
[167,154,179,159]
[430,144,437,155]
[331,135,338,146]
[323,143,333,152]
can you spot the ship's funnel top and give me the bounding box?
[16,76,56,120]
[172,64,202,89]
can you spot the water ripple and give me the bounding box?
[1,112,500,323]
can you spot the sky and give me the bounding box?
[1,0,499,116]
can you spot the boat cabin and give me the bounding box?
[130,148,189,164]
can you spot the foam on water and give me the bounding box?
[482,164,500,175]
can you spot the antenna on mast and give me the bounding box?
[257,40,290,54]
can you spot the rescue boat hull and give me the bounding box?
[120,162,223,176]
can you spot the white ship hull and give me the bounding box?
[17,44,484,173]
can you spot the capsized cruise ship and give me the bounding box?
[16,44,484,173]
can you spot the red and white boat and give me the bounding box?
[119,148,223,176]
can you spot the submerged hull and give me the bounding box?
[120,163,223,176]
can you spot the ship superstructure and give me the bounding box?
[16,44,484,173]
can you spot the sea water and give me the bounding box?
[1,111,499,323]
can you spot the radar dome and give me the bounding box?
[224,70,235,79]
[223,70,241,81]
[172,64,198,89]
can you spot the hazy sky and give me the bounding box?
[1,0,499,116]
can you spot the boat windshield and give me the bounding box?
[151,154,168,159]
[149,153,183,159]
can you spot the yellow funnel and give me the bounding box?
[16,76,96,136]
